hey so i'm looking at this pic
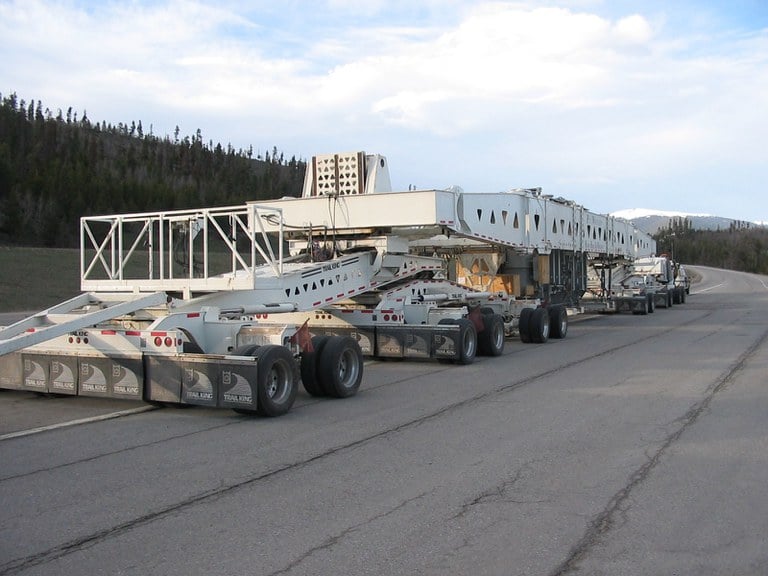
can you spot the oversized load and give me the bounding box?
[0,151,657,415]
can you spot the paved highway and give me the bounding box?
[1,266,767,575]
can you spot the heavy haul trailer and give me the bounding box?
[0,151,655,415]
[253,152,656,352]
[0,202,448,415]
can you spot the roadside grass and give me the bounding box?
[0,247,81,312]
[0,245,259,313]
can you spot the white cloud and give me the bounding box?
[1,0,766,220]
[612,14,654,44]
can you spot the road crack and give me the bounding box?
[548,326,768,576]
[266,491,430,576]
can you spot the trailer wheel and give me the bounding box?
[454,318,478,364]
[519,308,534,343]
[648,295,656,313]
[300,336,330,397]
[478,313,505,356]
[318,336,364,398]
[634,298,648,315]
[252,345,298,417]
[681,289,687,303]
[549,305,568,339]
[530,307,550,343]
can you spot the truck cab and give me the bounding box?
[675,264,691,297]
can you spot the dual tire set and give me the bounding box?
[518,305,568,344]
[232,335,364,417]
[441,306,567,365]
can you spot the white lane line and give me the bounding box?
[0,405,157,441]
[692,281,726,294]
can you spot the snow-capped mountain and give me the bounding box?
[610,208,758,235]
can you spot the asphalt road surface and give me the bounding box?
[1,266,767,575]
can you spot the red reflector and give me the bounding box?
[154,336,162,346]
[164,337,173,347]
[101,330,117,335]
[187,312,200,318]
[125,331,141,336]
[150,331,166,337]
[26,328,35,333]
[384,315,390,321]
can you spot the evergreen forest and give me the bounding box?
[654,218,768,275]
[0,92,304,247]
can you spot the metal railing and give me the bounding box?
[80,203,285,293]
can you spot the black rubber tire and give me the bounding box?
[681,289,686,303]
[317,336,364,398]
[478,313,505,356]
[519,308,534,343]
[454,318,477,364]
[648,295,656,313]
[300,336,330,397]
[549,305,568,339]
[530,307,550,344]
[252,345,298,417]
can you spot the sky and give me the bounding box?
[1,0,767,222]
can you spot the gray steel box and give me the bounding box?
[0,352,23,390]
[180,356,218,407]
[432,326,462,360]
[21,353,51,392]
[145,355,183,403]
[311,326,375,355]
[79,355,143,399]
[49,356,79,395]
[218,359,259,410]
[375,328,404,358]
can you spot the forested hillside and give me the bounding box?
[655,217,768,275]
[0,92,305,247]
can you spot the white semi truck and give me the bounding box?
[610,255,687,314]
[0,151,656,415]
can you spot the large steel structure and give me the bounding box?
[0,151,656,415]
